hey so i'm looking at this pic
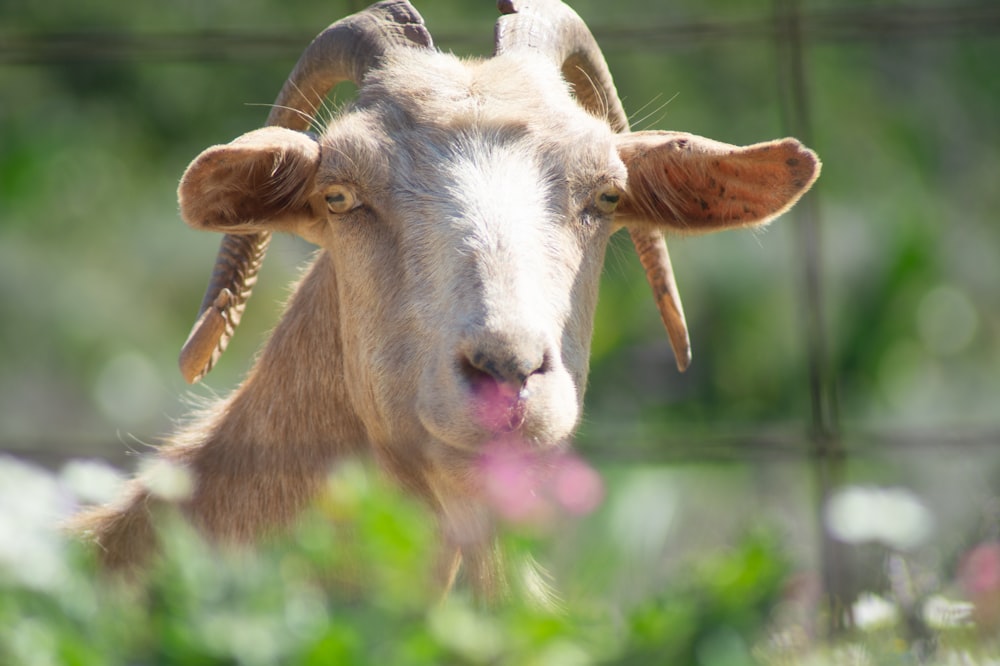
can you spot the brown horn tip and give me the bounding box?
[179,288,232,384]
[629,228,691,373]
[178,231,269,384]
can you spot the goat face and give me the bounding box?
[182,52,621,463]
[355,54,622,455]
[79,1,820,592]
[176,0,820,501]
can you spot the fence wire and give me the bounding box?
[3,3,1000,64]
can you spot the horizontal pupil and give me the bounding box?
[327,194,346,203]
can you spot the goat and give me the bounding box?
[74,0,820,596]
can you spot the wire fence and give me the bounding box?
[4,3,1000,64]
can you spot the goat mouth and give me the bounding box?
[417,357,575,454]
[465,373,528,435]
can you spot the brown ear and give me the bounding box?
[616,131,820,232]
[178,126,322,234]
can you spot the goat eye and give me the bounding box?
[324,186,358,214]
[594,187,622,214]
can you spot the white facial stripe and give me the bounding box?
[408,138,588,448]
[440,141,565,327]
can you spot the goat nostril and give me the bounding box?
[460,348,546,389]
[470,351,510,384]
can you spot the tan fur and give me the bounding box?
[76,17,819,597]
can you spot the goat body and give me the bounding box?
[76,0,820,594]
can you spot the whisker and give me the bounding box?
[317,88,343,130]
[629,92,679,131]
[627,92,664,125]
[292,80,328,134]
[570,65,610,124]
[245,102,319,131]
[302,82,328,133]
[245,81,350,137]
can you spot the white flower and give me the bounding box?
[140,457,194,501]
[923,595,974,629]
[825,486,933,550]
[0,457,73,592]
[852,593,898,631]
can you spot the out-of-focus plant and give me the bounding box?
[0,455,793,666]
[618,532,789,666]
[11,455,1000,665]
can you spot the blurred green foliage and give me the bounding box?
[4,456,1000,665]
[0,459,790,665]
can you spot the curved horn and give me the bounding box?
[495,0,691,372]
[179,0,433,384]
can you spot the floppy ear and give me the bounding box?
[178,126,322,234]
[615,131,820,232]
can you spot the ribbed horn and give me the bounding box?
[494,0,691,372]
[179,0,433,384]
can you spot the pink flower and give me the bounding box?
[959,542,1000,631]
[961,542,1000,595]
[477,438,604,528]
[551,454,604,516]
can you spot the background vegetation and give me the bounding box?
[2,0,999,661]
